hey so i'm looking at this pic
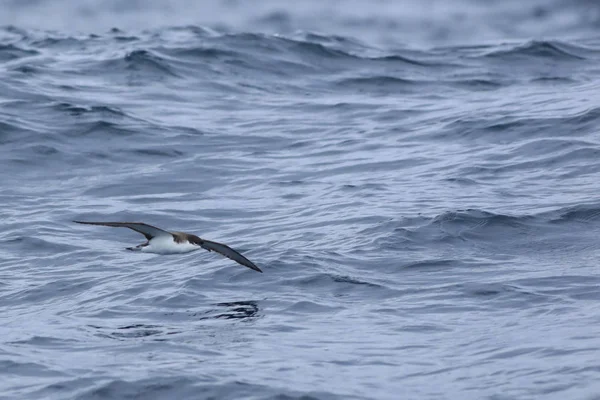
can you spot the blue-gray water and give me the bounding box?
[2,1,600,399]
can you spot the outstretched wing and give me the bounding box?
[74,221,171,241]
[189,236,262,273]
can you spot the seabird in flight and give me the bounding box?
[74,220,262,272]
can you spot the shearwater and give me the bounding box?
[74,221,262,272]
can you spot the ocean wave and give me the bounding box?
[483,40,591,60]
[0,43,38,62]
[111,49,180,78]
[443,106,600,143]
[2,14,600,400]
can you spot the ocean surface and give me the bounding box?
[2,1,600,399]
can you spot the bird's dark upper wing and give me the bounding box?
[188,235,262,273]
[74,221,171,241]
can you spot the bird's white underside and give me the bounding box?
[141,236,200,254]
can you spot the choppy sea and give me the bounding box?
[2,1,600,399]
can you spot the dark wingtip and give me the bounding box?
[249,264,263,273]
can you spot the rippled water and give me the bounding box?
[2,1,600,399]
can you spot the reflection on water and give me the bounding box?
[197,300,260,320]
[87,301,260,339]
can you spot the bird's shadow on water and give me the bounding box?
[195,300,260,320]
[87,300,261,340]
